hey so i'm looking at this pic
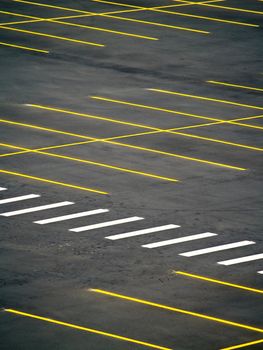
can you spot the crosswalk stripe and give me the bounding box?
[105,224,180,240]
[142,232,217,249]
[0,187,7,191]
[34,209,109,224]
[70,216,144,232]
[0,201,74,217]
[180,241,255,257]
[0,194,40,204]
[218,253,263,266]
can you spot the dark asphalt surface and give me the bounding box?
[0,0,263,349]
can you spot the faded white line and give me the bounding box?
[180,241,255,257]
[105,224,180,240]
[258,271,263,274]
[142,232,217,249]
[70,216,144,232]
[0,187,7,191]
[34,209,109,224]
[218,253,263,266]
[0,201,74,216]
[0,194,40,204]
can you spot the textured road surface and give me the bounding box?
[0,0,262,349]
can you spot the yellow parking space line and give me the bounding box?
[220,338,263,350]
[0,118,246,170]
[12,0,210,34]
[0,170,108,194]
[0,19,42,26]
[0,142,179,182]
[174,271,263,294]
[180,1,263,15]
[0,41,49,53]
[89,289,263,333]
[207,81,263,92]
[148,88,263,111]
[1,10,158,41]
[0,118,96,140]
[27,103,263,152]
[93,0,258,27]
[100,14,210,34]
[27,103,159,130]
[4,309,171,350]
[0,26,105,47]
[90,96,263,130]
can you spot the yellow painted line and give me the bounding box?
[0,118,95,140]
[89,289,263,333]
[0,118,246,170]
[220,338,263,350]
[100,14,210,34]
[93,0,258,27]
[0,19,41,26]
[0,142,179,182]
[51,20,158,40]
[0,170,108,194]
[27,104,159,130]
[4,309,171,350]
[190,1,263,15]
[174,271,263,294]
[0,41,49,53]
[148,88,263,111]
[12,0,210,34]
[90,96,263,131]
[26,104,260,157]
[0,26,105,47]
[207,81,263,92]
[1,10,158,41]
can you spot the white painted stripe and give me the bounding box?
[218,253,263,266]
[34,209,109,224]
[257,271,263,274]
[142,232,217,249]
[0,187,7,191]
[180,241,255,257]
[0,194,40,204]
[70,216,144,232]
[0,201,74,217]
[105,224,180,240]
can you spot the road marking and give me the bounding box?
[0,201,74,217]
[258,271,263,275]
[0,170,108,194]
[13,0,209,34]
[220,338,263,350]
[180,241,255,257]
[207,81,263,92]
[0,142,179,183]
[183,1,263,15]
[93,0,258,27]
[105,224,179,240]
[89,289,263,333]
[174,271,263,294]
[70,216,144,232]
[4,309,171,350]
[0,194,40,204]
[142,232,217,248]
[34,209,109,224]
[218,253,263,266]
[27,106,263,153]
[0,41,49,53]
[0,119,246,171]
[0,187,7,191]
[148,88,263,111]
[0,26,105,47]
[28,104,263,152]
[0,10,158,41]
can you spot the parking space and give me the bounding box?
[0,0,262,349]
